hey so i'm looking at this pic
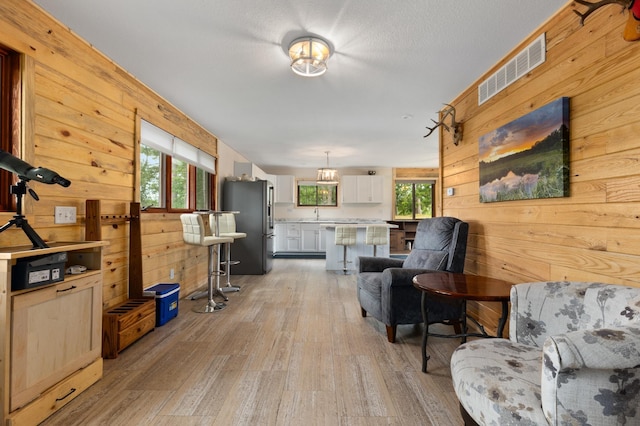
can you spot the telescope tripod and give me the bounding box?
[0,179,48,249]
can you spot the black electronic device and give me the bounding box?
[11,252,67,290]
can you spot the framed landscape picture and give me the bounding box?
[479,97,570,203]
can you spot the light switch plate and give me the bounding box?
[55,206,77,224]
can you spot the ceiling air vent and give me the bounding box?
[478,33,546,105]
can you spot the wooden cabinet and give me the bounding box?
[388,221,418,253]
[11,274,101,411]
[389,229,405,253]
[341,175,383,203]
[275,175,295,204]
[0,241,107,425]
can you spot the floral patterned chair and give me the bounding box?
[450,281,640,425]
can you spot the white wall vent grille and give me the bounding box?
[478,33,546,105]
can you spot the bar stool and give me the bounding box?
[180,213,233,313]
[335,226,357,274]
[365,225,388,256]
[213,212,246,293]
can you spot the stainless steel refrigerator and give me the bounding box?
[222,180,274,274]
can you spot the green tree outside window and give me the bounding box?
[140,145,162,208]
[171,158,188,209]
[140,144,211,211]
[394,182,434,219]
[298,183,337,207]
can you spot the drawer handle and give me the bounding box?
[56,388,76,401]
[57,285,77,293]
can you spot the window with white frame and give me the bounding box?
[139,119,216,212]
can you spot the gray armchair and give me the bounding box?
[357,217,469,342]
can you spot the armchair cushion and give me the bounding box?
[450,338,547,425]
[541,326,640,423]
[510,281,599,347]
[403,249,448,270]
[451,281,640,426]
[581,285,640,329]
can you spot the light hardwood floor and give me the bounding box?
[42,258,463,425]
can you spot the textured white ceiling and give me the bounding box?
[33,0,568,172]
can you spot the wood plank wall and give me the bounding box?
[440,3,640,329]
[0,0,219,308]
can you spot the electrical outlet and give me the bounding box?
[54,206,77,224]
[170,268,175,279]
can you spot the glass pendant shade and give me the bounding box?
[317,151,339,184]
[288,37,331,77]
[316,168,338,184]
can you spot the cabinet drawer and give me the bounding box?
[115,299,156,330]
[285,224,301,237]
[7,358,102,426]
[118,312,155,350]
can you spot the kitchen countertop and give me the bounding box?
[321,223,398,228]
[275,218,390,224]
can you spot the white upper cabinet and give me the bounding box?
[275,175,295,203]
[342,175,383,203]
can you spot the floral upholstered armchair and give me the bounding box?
[450,281,640,425]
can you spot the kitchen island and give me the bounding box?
[323,223,397,272]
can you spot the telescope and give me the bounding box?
[0,150,70,187]
[0,150,72,249]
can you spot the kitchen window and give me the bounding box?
[0,45,19,212]
[394,180,434,220]
[297,181,338,207]
[139,119,215,212]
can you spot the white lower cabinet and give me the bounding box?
[301,224,320,251]
[275,223,301,252]
[276,222,326,253]
[319,227,327,251]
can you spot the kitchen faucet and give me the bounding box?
[314,207,320,221]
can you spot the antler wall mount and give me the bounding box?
[424,104,463,146]
[574,0,640,41]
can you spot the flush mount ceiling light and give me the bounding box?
[317,151,339,184]
[288,36,332,77]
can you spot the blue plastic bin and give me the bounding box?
[144,283,179,326]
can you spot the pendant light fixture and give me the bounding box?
[317,151,339,184]
[288,36,332,77]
